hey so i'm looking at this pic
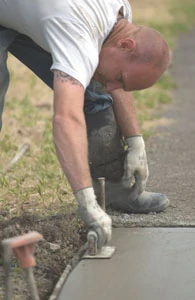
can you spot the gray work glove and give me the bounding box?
[74,187,112,249]
[123,136,149,196]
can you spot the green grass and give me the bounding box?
[133,0,195,138]
[0,0,195,217]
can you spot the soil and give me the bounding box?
[0,213,87,299]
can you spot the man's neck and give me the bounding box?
[103,19,134,47]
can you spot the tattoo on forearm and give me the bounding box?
[54,70,82,87]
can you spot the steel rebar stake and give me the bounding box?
[26,268,40,300]
[2,231,43,300]
[97,177,106,211]
[2,243,13,300]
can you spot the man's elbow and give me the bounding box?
[52,111,86,135]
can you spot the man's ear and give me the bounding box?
[119,38,136,51]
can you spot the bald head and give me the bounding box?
[95,21,171,92]
[129,25,171,72]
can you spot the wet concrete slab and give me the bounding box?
[58,228,195,300]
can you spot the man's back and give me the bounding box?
[0,0,131,52]
[0,0,131,88]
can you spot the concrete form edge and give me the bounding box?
[49,242,88,300]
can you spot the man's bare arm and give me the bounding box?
[53,70,92,192]
[52,71,112,245]
[111,88,149,195]
[110,89,141,137]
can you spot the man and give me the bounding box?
[0,0,171,249]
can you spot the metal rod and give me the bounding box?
[97,177,106,211]
[25,268,40,300]
[3,244,13,300]
[2,232,42,300]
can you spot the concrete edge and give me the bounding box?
[49,243,88,300]
[111,215,195,227]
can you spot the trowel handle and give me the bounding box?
[87,231,98,256]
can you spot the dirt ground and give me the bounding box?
[0,213,87,299]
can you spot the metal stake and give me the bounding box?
[97,177,106,211]
[3,244,13,300]
[2,231,43,300]
[26,268,40,300]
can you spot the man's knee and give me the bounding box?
[85,106,125,182]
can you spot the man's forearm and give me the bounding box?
[111,89,141,137]
[53,114,92,192]
[53,70,93,192]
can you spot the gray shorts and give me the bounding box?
[0,25,112,130]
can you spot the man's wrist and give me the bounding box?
[125,135,145,149]
[74,186,96,206]
[74,186,93,195]
[124,134,142,139]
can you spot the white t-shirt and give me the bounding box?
[0,0,132,89]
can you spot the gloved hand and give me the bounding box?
[123,135,149,196]
[74,187,112,249]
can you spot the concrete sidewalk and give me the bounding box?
[58,228,195,300]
